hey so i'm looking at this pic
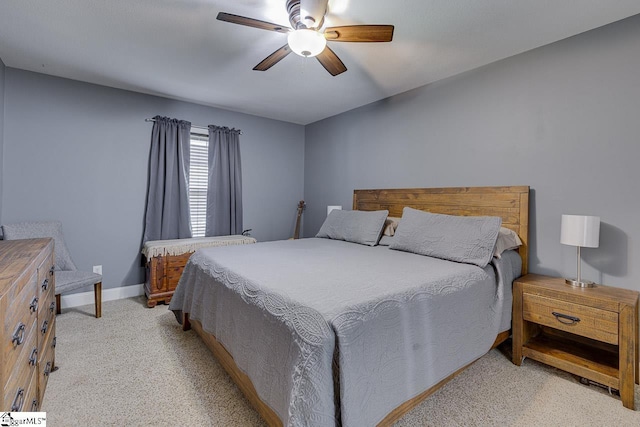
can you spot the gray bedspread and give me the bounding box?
[169,238,521,426]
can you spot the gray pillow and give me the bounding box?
[316,209,388,246]
[390,207,502,267]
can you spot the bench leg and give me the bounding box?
[94,282,102,318]
[55,294,61,315]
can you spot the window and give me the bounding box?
[189,130,209,237]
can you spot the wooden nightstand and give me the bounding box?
[512,274,639,409]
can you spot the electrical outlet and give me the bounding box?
[93,265,102,275]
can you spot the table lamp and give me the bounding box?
[560,214,600,287]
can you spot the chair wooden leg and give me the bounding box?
[94,282,102,318]
[55,294,61,315]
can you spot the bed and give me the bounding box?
[170,186,529,426]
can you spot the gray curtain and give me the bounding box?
[143,116,192,242]
[205,125,243,236]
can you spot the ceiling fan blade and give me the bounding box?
[217,12,290,34]
[316,46,347,76]
[324,25,394,42]
[253,45,293,71]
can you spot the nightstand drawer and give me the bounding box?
[523,293,619,345]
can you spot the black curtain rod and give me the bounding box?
[144,118,242,134]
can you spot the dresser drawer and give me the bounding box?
[5,272,38,336]
[40,316,56,363]
[37,253,55,299]
[38,306,56,407]
[38,282,56,339]
[2,316,38,389]
[3,338,37,412]
[38,339,55,405]
[38,312,55,352]
[7,369,40,412]
[24,369,40,412]
[3,312,39,383]
[523,293,619,344]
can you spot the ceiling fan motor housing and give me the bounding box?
[287,0,325,29]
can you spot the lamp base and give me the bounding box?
[565,278,596,288]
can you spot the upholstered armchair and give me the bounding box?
[1,221,102,318]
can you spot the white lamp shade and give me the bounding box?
[560,215,600,248]
[288,29,327,57]
[327,205,342,216]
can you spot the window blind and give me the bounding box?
[189,133,209,237]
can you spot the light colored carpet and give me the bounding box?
[42,297,640,426]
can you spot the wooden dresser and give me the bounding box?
[0,238,56,412]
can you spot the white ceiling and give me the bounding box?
[1,1,639,125]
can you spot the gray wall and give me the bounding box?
[2,70,305,289]
[305,14,640,292]
[0,57,5,225]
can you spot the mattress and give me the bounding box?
[169,238,521,426]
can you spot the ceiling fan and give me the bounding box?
[217,0,394,76]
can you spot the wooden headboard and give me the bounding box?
[353,186,530,274]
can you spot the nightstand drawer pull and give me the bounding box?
[552,311,580,325]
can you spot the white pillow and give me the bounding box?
[382,216,401,236]
[494,227,523,258]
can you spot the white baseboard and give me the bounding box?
[60,283,144,309]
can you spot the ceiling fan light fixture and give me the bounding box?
[287,29,326,57]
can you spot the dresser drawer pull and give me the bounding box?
[42,278,49,291]
[29,347,38,366]
[31,398,39,411]
[11,388,25,411]
[49,265,55,276]
[41,319,49,334]
[50,301,56,313]
[12,323,26,345]
[30,296,39,313]
[53,336,57,348]
[44,361,52,376]
[552,311,581,325]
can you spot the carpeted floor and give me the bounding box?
[42,297,640,426]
